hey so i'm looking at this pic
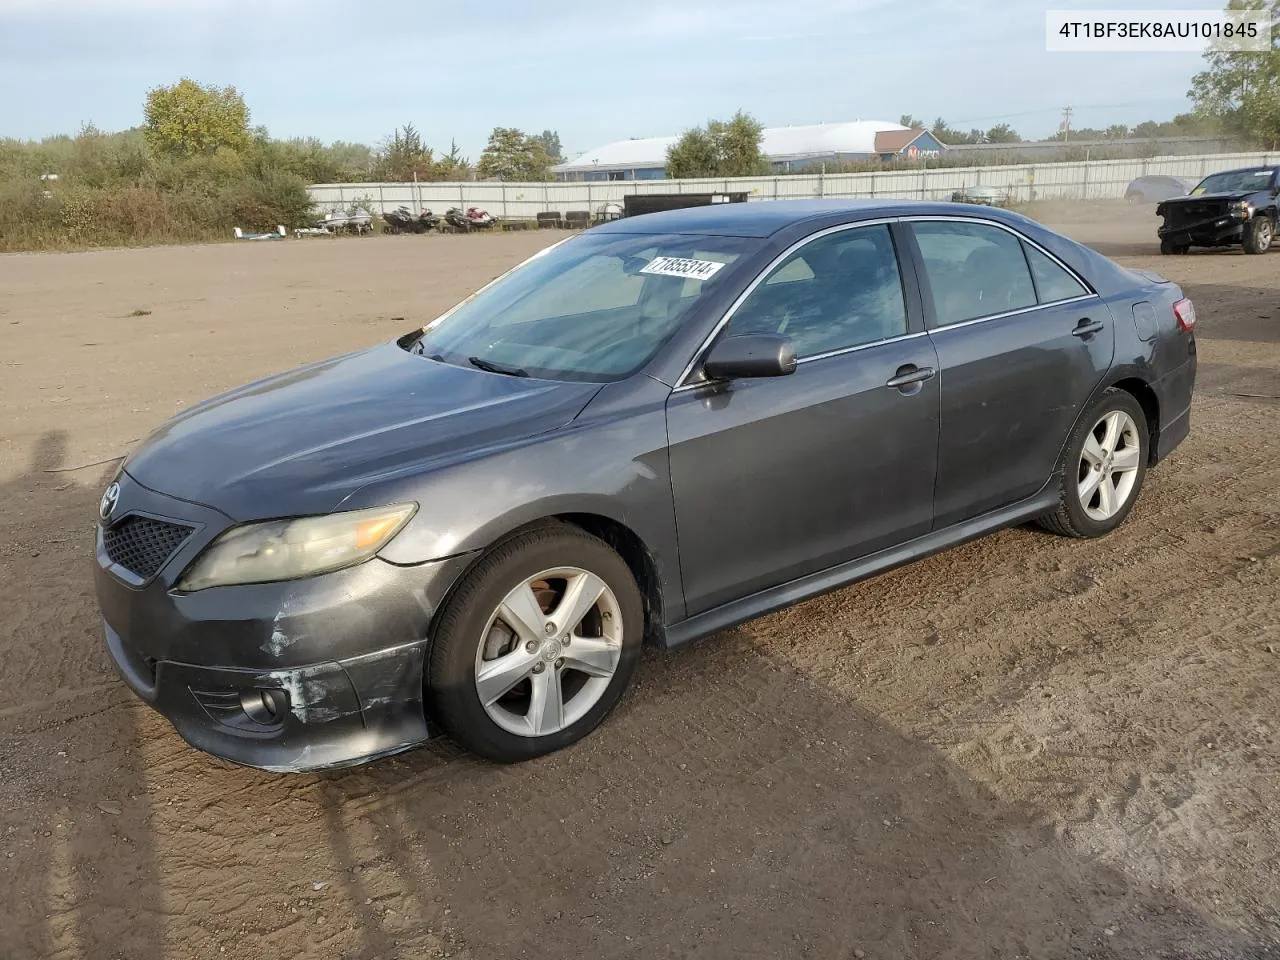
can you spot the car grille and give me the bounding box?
[102,516,194,580]
[1164,201,1225,228]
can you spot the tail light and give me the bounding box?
[1173,297,1196,332]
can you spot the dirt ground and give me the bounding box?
[1,203,1277,960]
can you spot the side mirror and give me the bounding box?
[702,334,797,380]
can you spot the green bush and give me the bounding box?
[220,168,315,231]
[0,122,326,251]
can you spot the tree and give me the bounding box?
[1190,0,1280,147]
[533,130,563,163]
[666,127,720,179]
[931,118,981,145]
[899,114,922,129]
[436,139,473,180]
[373,123,437,181]
[984,123,1021,143]
[143,78,250,158]
[477,128,552,181]
[665,111,768,178]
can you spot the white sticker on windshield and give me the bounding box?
[639,256,727,280]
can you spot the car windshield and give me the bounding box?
[1191,169,1276,195]
[414,232,760,382]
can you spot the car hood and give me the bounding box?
[1160,191,1255,205]
[123,342,603,520]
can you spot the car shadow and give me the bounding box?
[0,431,166,960]
[306,633,1280,960]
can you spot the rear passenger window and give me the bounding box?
[727,224,908,358]
[1023,243,1089,303]
[911,221,1036,326]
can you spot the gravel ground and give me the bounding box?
[1,204,1277,960]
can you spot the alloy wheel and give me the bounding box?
[1077,410,1142,521]
[473,567,623,737]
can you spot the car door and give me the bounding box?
[903,218,1114,528]
[665,222,940,617]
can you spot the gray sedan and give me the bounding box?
[93,199,1198,771]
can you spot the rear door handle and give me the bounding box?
[1072,318,1105,337]
[886,365,936,390]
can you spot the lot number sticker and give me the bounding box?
[639,257,727,280]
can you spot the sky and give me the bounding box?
[0,0,1220,161]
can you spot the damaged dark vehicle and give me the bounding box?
[1156,165,1280,255]
[94,200,1198,772]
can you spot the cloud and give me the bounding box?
[0,0,227,9]
[737,32,827,42]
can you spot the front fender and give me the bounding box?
[358,377,686,623]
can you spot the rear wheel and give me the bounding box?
[1242,215,1273,254]
[1160,238,1190,255]
[1037,389,1149,539]
[427,523,644,762]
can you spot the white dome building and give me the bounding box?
[551,121,945,181]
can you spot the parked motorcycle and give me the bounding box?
[382,206,440,234]
[445,206,497,230]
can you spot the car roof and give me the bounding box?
[590,198,1029,238]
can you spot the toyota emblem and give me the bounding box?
[99,482,120,522]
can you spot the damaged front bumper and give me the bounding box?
[103,621,439,772]
[93,473,477,772]
[1157,210,1247,246]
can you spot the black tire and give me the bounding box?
[1160,238,1190,255]
[1037,388,1150,539]
[1242,215,1274,254]
[426,522,644,762]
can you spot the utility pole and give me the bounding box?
[1060,105,1074,142]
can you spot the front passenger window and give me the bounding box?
[726,224,908,358]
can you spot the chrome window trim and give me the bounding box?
[898,214,1100,323]
[922,293,1099,334]
[673,218,902,389]
[795,330,930,366]
[671,329,930,393]
[671,213,1101,391]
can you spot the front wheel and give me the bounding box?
[1242,215,1273,254]
[1160,238,1190,255]
[1037,389,1149,539]
[427,523,644,762]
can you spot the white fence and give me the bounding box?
[308,151,1277,220]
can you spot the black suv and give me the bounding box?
[1156,166,1279,255]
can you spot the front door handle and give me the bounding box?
[1072,318,1105,337]
[886,364,936,391]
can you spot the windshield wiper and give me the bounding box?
[468,356,529,377]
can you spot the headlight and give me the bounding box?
[177,503,417,591]
[1231,200,1254,218]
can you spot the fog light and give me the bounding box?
[240,687,289,726]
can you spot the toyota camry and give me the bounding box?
[93,199,1197,771]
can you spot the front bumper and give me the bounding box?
[104,619,438,772]
[1158,212,1247,246]
[94,473,477,772]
